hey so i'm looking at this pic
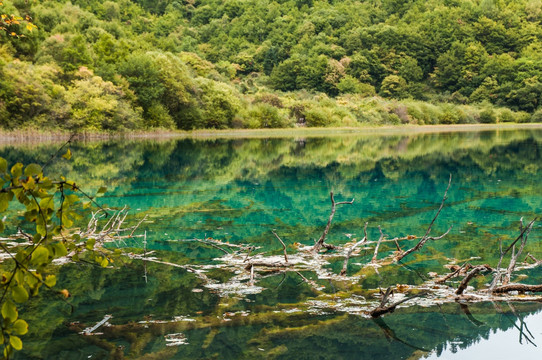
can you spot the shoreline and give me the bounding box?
[0,123,540,143]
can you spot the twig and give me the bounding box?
[501,218,538,258]
[525,253,541,264]
[395,175,452,262]
[434,262,471,284]
[42,133,77,172]
[370,290,426,318]
[489,239,505,292]
[372,226,384,263]
[312,191,354,253]
[503,218,533,286]
[340,222,367,276]
[272,230,288,263]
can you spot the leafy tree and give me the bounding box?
[380,75,408,99]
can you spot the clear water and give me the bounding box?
[1,128,541,359]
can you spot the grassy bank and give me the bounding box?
[1,123,541,144]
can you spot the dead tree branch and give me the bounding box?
[372,226,385,263]
[312,192,354,254]
[340,222,368,276]
[493,284,542,294]
[503,218,533,286]
[370,288,426,318]
[272,230,288,263]
[395,175,452,262]
[434,262,472,284]
[456,265,492,295]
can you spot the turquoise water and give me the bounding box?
[1,128,541,359]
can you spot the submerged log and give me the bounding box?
[493,284,542,294]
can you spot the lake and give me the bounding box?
[1,127,541,359]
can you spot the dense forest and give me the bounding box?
[2,0,542,131]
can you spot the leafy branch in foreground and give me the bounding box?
[0,154,119,358]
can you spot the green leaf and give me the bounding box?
[0,219,4,233]
[86,238,96,250]
[10,335,22,350]
[36,223,47,237]
[97,186,107,194]
[12,319,28,336]
[0,157,7,174]
[2,300,18,322]
[100,258,109,268]
[62,148,72,160]
[12,286,28,303]
[24,164,42,177]
[0,192,11,212]
[14,269,24,285]
[38,177,53,189]
[44,275,56,288]
[51,243,67,257]
[31,246,49,266]
[64,194,80,205]
[10,163,23,179]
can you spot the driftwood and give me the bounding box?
[455,265,492,295]
[502,218,534,286]
[340,222,367,276]
[311,192,354,253]
[370,287,426,318]
[371,226,385,263]
[151,178,541,319]
[394,175,453,262]
[493,284,542,294]
[46,177,540,327]
[272,230,288,263]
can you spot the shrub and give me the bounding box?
[479,109,497,123]
[247,103,291,128]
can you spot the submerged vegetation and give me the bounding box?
[2,0,542,130]
[0,130,540,358]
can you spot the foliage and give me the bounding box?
[0,150,109,357]
[2,0,542,130]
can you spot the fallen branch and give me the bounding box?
[272,230,288,263]
[371,226,384,263]
[456,265,491,295]
[370,288,425,318]
[493,284,542,294]
[503,218,533,286]
[434,262,472,284]
[82,314,113,335]
[395,175,452,262]
[312,192,354,254]
[340,222,367,276]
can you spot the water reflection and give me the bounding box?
[426,305,542,359]
[0,128,541,359]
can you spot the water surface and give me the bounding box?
[1,128,541,359]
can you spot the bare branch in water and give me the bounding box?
[395,175,452,262]
[456,265,492,295]
[372,226,385,263]
[312,191,354,254]
[340,222,368,276]
[272,230,288,263]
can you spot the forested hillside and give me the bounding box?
[1,0,542,131]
